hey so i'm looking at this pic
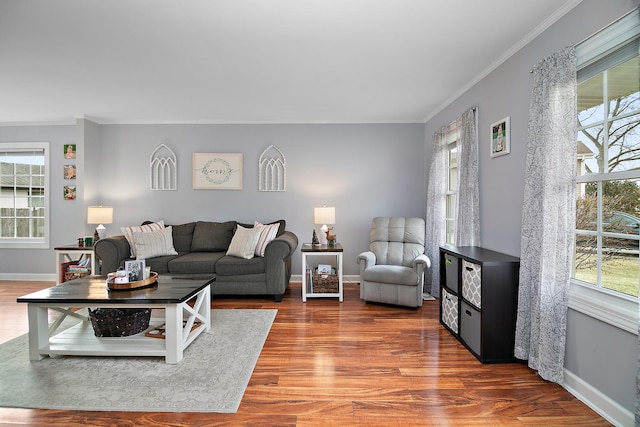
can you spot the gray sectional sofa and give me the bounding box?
[93,220,298,302]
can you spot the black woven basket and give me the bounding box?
[88,308,151,337]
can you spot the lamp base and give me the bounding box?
[95,224,107,241]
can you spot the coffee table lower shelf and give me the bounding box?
[46,317,202,359]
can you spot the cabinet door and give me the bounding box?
[462,260,482,308]
[443,253,460,293]
[441,288,459,334]
[460,300,481,356]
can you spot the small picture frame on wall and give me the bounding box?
[63,185,76,200]
[64,164,76,179]
[64,144,76,159]
[490,117,510,158]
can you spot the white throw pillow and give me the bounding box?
[226,225,263,259]
[121,220,165,258]
[132,226,178,260]
[254,221,280,257]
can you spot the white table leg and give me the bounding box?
[164,304,183,364]
[27,305,49,361]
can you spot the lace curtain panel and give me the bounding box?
[514,47,577,383]
[425,127,447,299]
[455,108,480,247]
[425,107,479,298]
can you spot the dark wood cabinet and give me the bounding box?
[439,245,520,363]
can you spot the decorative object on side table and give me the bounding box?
[87,205,113,241]
[312,229,320,246]
[314,205,336,245]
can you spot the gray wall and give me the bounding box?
[424,0,639,420]
[0,122,426,277]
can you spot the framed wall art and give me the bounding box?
[490,117,510,158]
[192,152,243,190]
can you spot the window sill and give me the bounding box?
[568,280,638,335]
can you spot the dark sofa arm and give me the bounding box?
[264,231,299,299]
[93,235,131,274]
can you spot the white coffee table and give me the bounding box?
[17,275,214,364]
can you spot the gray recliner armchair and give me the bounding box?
[357,217,430,308]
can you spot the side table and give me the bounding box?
[55,245,96,284]
[301,243,343,302]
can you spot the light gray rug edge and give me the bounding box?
[0,309,276,413]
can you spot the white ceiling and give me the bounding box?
[0,0,580,125]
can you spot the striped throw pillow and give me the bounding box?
[132,226,178,260]
[254,221,280,257]
[121,221,165,258]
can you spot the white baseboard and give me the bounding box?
[0,273,56,282]
[563,368,634,427]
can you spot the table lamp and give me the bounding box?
[87,206,113,241]
[314,206,336,245]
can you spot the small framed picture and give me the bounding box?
[64,164,76,179]
[63,185,76,200]
[64,144,76,159]
[125,259,146,282]
[317,264,332,274]
[490,117,510,158]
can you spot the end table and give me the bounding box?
[301,243,344,302]
[55,245,96,284]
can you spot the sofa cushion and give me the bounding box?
[132,226,178,260]
[361,264,419,286]
[190,221,236,252]
[170,222,196,253]
[167,252,224,274]
[216,254,265,276]
[143,254,180,274]
[238,219,286,237]
[226,225,263,259]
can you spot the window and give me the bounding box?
[0,142,50,248]
[574,10,640,300]
[445,122,459,244]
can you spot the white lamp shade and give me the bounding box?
[87,206,113,225]
[314,206,335,225]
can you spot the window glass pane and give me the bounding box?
[32,218,44,237]
[607,57,640,119]
[601,238,639,297]
[15,218,29,237]
[576,189,597,231]
[607,113,640,173]
[1,218,14,237]
[577,124,604,175]
[574,241,597,285]
[578,74,604,127]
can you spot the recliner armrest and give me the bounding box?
[413,254,431,272]
[357,251,376,271]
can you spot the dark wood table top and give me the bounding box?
[301,243,343,252]
[17,275,215,305]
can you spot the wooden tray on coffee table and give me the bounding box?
[107,272,159,291]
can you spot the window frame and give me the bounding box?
[0,142,50,249]
[444,122,459,245]
[571,8,640,333]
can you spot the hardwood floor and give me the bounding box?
[0,280,610,426]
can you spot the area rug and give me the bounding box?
[0,309,276,413]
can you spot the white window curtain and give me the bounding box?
[425,107,479,298]
[425,127,447,299]
[514,46,577,383]
[455,108,480,247]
